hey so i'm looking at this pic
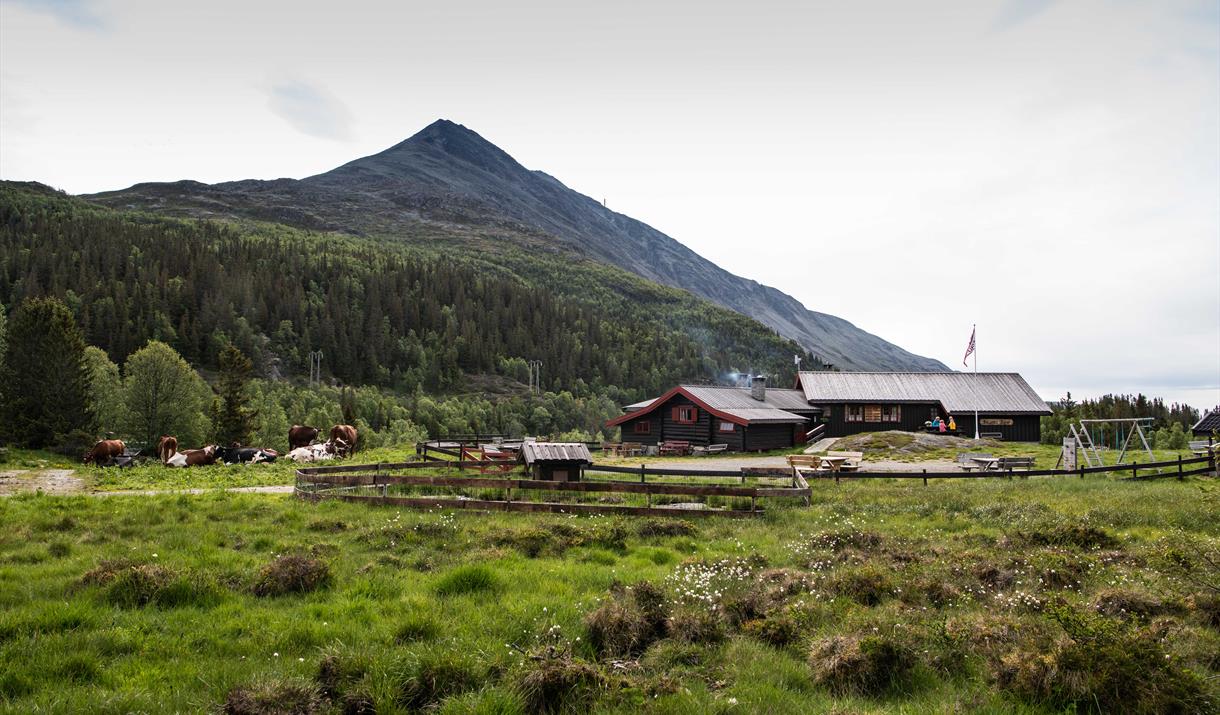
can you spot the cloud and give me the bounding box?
[992,0,1058,30]
[266,79,352,141]
[1,0,106,29]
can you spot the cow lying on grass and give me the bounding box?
[215,444,279,465]
[287,439,346,463]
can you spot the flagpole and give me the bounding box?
[973,323,979,440]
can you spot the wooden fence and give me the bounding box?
[295,453,1214,518]
[295,459,809,518]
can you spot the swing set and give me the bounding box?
[1064,418,1154,468]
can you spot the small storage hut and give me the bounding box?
[520,442,593,482]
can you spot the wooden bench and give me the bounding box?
[980,432,1004,440]
[601,442,621,457]
[956,452,993,472]
[996,456,1036,471]
[825,451,863,472]
[658,440,691,456]
[1189,440,1214,457]
[691,443,728,455]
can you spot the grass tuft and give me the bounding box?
[433,564,502,597]
[252,554,331,597]
[516,655,604,714]
[222,679,326,715]
[808,634,917,695]
[584,581,670,658]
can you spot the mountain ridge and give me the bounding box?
[89,119,948,372]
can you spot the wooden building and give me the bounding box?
[606,378,814,452]
[793,371,1051,442]
[520,441,592,481]
[1192,408,1219,437]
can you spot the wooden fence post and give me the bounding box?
[1132,461,1138,479]
[1178,454,1184,481]
[640,464,645,484]
[1079,463,1084,480]
[922,468,927,486]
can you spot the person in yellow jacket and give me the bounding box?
[948,416,957,431]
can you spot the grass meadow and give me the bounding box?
[1,474,1218,714]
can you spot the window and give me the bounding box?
[633,421,651,435]
[882,405,901,422]
[845,405,863,422]
[864,405,882,423]
[672,406,698,424]
[718,420,736,433]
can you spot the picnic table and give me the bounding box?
[658,440,691,456]
[819,455,849,472]
[970,456,1000,471]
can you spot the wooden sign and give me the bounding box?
[980,418,1013,426]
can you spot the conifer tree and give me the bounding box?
[0,297,95,448]
[215,342,256,445]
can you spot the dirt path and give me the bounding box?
[0,469,86,496]
[0,469,293,497]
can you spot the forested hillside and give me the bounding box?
[0,182,821,405]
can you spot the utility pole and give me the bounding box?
[527,360,543,393]
[308,351,323,387]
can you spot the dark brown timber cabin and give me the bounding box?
[1192,409,1219,438]
[520,441,592,481]
[606,377,815,451]
[793,371,1050,442]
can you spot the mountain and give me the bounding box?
[90,119,947,371]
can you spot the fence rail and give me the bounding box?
[295,458,810,517]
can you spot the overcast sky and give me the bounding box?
[2,0,1218,412]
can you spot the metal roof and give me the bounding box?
[795,372,1051,415]
[683,383,814,417]
[520,442,593,464]
[1193,408,1220,434]
[623,398,656,412]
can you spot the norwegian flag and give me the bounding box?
[962,326,976,367]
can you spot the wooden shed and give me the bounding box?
[520,442,593,482]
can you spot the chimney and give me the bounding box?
[751,375,767,402]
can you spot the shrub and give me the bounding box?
[516,655,604,714]
[252,554,331,597]
[223,679,326,715]
[433,564,501,597]
[584,581,670,658]
[995,606,1215,713]
[808,634,917,695]
[395,652,482,710]
[635,519,696,538]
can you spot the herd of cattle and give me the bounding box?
[81,424,359,467]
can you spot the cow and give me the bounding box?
[157,435,178,464]
[330,424,357,458]
[215,444,279,465]
[165,445,218,468]
[83,439,126,465]
[289,425,320,450]
[287,441,337,463]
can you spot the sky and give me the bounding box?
[2,0,1218,412]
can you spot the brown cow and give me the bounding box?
[288,425,320,450]
[166,445,217,468]
[330,424,357,458]
[157,435,178,464]
[83,439,125,465]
